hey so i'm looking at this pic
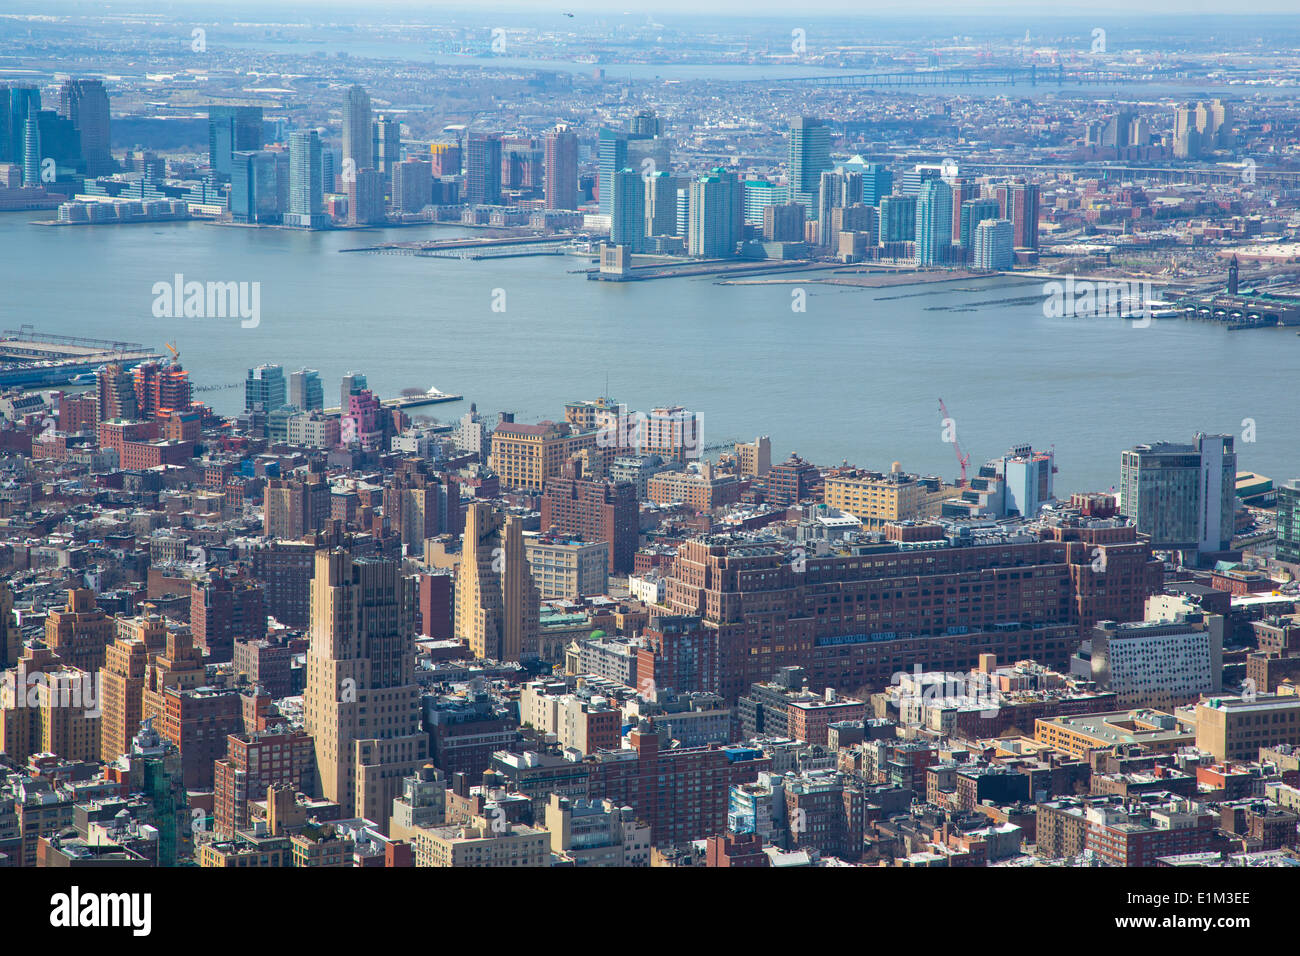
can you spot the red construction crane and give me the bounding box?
[938,398,970,486]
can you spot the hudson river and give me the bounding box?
[4,211,1295,494]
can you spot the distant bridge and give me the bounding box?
[760,64,1158,88]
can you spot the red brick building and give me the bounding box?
[540,474,638,573]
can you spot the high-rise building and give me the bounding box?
[97,363,138,421]
[816,170,847,247]
[688,168,743,259]
[901,164,943,196]
[1091,615,1222,711]
[0,582,21,670]
[230,149,283,224]
[341,84,373,175]
[540,472,639,573]
[742,179,787,228]
[371,114,400,179]
[245,364,287,412]
[21,113,39,187]
[1120,435,1236,554]
[44,588,115,673]
[98,616,167,763]
[456,502,540,663]
[878,195,916,243]
[289,368,324,411]
[58,78,112,175]
[286,129,328,229]
[391,158,432,214]
[915,179,953,267]
[645,170,678,236]
[599,124,669,217]
[763,202,805,242]
[959,198,1002,255]
[610,167,646,251]
[190,575,267,664]
[861,163,893,207]
[340,371,367,410]
[464,132,502,206]
[1173,99,1231,159]
[2,85,41,166]
[132,361,192,420]
[1277,479,1300,565]
[207,105,263,181]
[788,116,831,211]
[263,470,331,539]
[489,420,596,492]
[996,180,1040,250]
[304,550,428,829]
[971,218,1013,270]
[347,166,385,225]
[544,125,579,210]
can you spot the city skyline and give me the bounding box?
[0,1,1297,927]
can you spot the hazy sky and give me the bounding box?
[42,0,1299,16]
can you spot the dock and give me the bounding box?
[0,328,164,388]
[324,391,463,416]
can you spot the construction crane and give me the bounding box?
[938,398,971,486]
[164,342,179,365]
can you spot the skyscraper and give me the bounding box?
[207,106,263,181]
[959,198,1002,255]
[996,180,1040,250]
[288,369,323,412]
[902,164,943,196]
[878,195,916,243]
[688,168,743,259]
[4,86,40,168]
[286,129,328,229]
[1276,480,1300,565]
[646,170,679,236]
[245,364,288,412]
[861,163,893,207]
[391,158,432,214]
[230,150,283,224]
[817,170,847,247]
[788,116,831,211]
[347,166,385,225]
[741,179,787,229]
[456,502,540,663]
[304,550,428,830]
[22,113,39,187]
[610,167,646,251]
[97,363,137,421]
[544,125,578,210]
[971,219,1013,271]
[598,124,669,218]
[58,79,112,175]
[464,132,502,206]
[914,179,953,267]
[372,114,400,180]
[341,84,373,175]
[340,371,367,410]
[1120,434,1236,554]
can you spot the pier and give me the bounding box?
[0,327,164,388]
